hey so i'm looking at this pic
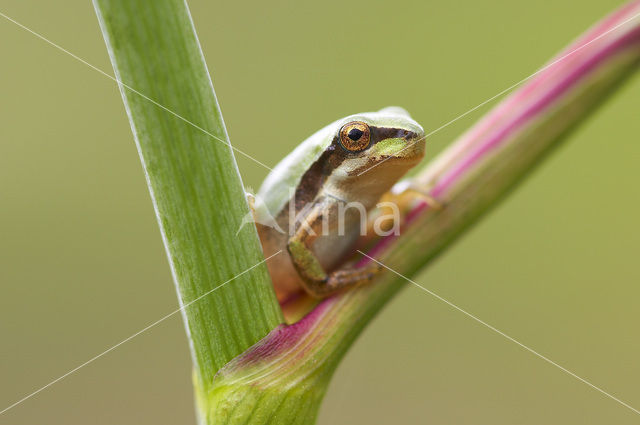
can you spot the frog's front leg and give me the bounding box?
[286,205,381,298]
[389,180,444,211]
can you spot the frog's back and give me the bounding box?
[254,119,341,302]
[257,123,334,216]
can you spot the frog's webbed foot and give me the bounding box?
[238,191,286,235]
[390,180,444,210]
[289,250,383,299]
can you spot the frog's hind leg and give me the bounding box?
[322,263,382,296]
[286,204,382,298]
[292,250,382,298]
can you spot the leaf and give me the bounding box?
[93,0,283,395]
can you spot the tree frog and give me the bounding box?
[252,107,425,301]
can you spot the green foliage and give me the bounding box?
[93,0,283,394]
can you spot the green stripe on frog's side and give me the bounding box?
[254,107,426,303]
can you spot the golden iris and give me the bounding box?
[339,121,371,152]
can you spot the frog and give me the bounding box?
[251,107,426,301]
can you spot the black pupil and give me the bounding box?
[348,128,364,141]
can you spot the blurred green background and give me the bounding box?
[1,0,639,424]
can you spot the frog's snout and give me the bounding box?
[403,132,426,159]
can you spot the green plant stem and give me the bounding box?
[93,0,283,396]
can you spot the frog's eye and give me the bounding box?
[339,121,371,152]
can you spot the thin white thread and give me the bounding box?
[357,10,640,177]
[358,251,640,416]
[4,7,638,179]
[0,11,273,172]
[0,251,282,416]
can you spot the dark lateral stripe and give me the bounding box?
[369,126,419,144]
